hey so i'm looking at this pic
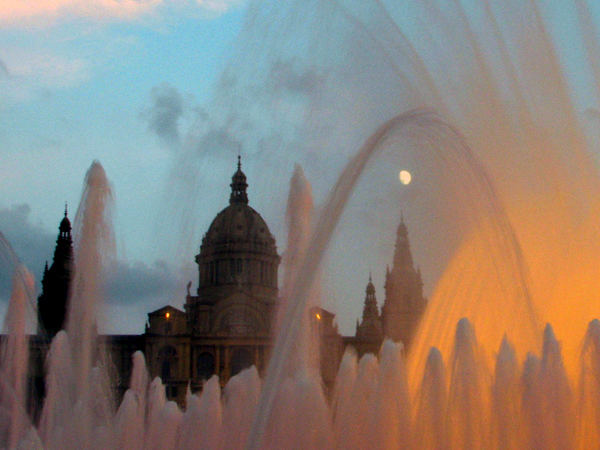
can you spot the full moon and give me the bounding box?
[399,170,412,185]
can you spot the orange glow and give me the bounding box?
[165,312,170,319]
[315,313,321,320]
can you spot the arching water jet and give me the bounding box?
[247,108,538,448]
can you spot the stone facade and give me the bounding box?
[31,158,427,408]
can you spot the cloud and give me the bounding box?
[269,59,323,95]
[142,83,185,146]
[11,52,89,88]
[0,0,159,24]
[0,203,182,321]
[195,0,244,13]
[194,126,242,156]
[1,49,90,104]
[0,0,244,25]
[0,204,54,301]
[105,259,180,305]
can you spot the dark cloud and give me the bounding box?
[0,204,182,315]
[0,204,54,301]
[195,126,242,157]
[268,59,323,95]
[142,82,185,146]
[105,259,180,305]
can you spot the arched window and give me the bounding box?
[230,347,253,377]
[197,352,215,380]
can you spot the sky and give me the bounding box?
[3,0,600,343]
[0,0,415,336]
[0,0,252,333]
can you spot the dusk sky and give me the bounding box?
[2,0,600,340]
[2,0,395,335]
[1,1,252,333]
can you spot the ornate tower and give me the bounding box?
[381,215,426,349]
[353,274,384,357]
[355,274,383,340]
[185,157,280,337]
[37,206,74,337]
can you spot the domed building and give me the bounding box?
[31,158,427,409]
[187,156,279,337]
[140,158,282,402]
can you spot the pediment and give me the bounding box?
[211,294,269,336]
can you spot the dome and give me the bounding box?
[201,157,276,251]
[190,157,279,334]
[202,203,276,250]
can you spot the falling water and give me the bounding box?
[248,106,539,448]
[37,161,116,449]
[5,0,600,448]
[277,164,316,374]
[0,234,37,447]
[66,161,115,399]
[0,265,34,448]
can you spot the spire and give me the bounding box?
[381,214,426,347]
[38,207,74,337]
[59,204,72,238]
[356,273,382,339]
[366,273,375,296]
[362,274,378,320]
[392,213,413,269]
[230,156,248,204]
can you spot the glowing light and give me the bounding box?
[399,170,412,185]
[315,313,321,320]
[165,312,170,319]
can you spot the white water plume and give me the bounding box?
[4,0,600,448]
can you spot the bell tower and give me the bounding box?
[37,205,74,338]
[381,215,426,349]
[355,273,383,340]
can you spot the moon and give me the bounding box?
[398,170,412,185]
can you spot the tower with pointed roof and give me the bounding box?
[353,274,384,356]
[356,274,383,340]
[381,215,426,350]
[37,206,74,337]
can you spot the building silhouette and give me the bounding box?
[33,159,427,406]
[382,216,427,348]
[37,206,73,338]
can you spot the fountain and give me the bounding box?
[4,0,600,448]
